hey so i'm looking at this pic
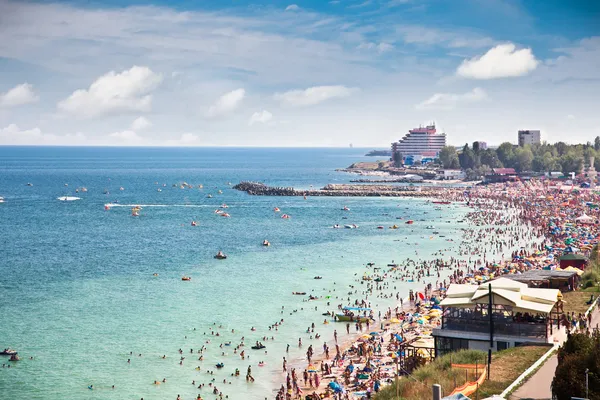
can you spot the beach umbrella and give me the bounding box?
[307,364,318,373]
[390,318,401,323]
[370,332,380,336]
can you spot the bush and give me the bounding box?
[552,332,600,400]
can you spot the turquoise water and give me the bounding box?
[0,147,470,400]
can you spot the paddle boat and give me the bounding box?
[377,226,384,229]
[191,221,198,226]
[281,214,290,219]
[262,240,270,246]
[273,207,280,212]
[342,206,350,211]
[182,276,191,281]
[214,251,227,260]
[405,220,414,224]
[0,348,17,356]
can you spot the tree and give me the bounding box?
[595,136,600,151]
[438,146,460,169]
[472,141,480,154]
[459,144,476,170]
[479,149,503,168]
[552,332,600,400]
[560,152,584,175]
[513,146,534,172]
[496,142,515,168]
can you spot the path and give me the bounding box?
[510,302,600,400]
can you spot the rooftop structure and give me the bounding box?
[433,278,562,356]
[501,269,579,291]
[518,130,541,147]
[391,124,446,166]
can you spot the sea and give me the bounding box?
[0,146,475,400]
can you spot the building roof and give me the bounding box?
[440,278,560,314]
[559,254,587,261]
[502,269,578,283]
[491,168,517,175]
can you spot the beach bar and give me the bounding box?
[433,278,561,356]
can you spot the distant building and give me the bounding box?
[475,141,487,150]
[391,124,446,166]
[518,130,541,146]
[437,169,465,180]
[484,168,518,183]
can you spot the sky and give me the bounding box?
[0,0,599,147]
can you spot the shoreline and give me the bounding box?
[273,192,544,399]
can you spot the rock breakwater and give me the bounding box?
[232,181,435,197]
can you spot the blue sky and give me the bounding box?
[0,0,598,146]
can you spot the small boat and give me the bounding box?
[0,348,17,356]
[426,226,435,229]
[182,276,191,281]
[377,226,384,229]
[218,190,223,194]
[220,213,231,217]
[342,206,350,211]
[215,209,223,214]
[214,251,227,260]
[57,196,81,201]
[157,188,162,192]
[191,221,198,226]
[334,314,370,323]
[207,194,213,198]
[251,344,266,350]
[262,240,270,246]
[406,220,414,225]
[389,225,398,229]
[0,197,4,203]
[26,183,33,186]
[221,204,228,208]
[273,207,280,212]
[292,292,306,295]
[344,224,358,229]
[119,187,125,191]
[281,214,290,219]
[314,276,322,279]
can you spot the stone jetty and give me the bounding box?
[232,181,436,197]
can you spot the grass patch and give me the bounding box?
[561,291,595,315]
[477,345,549,398]
[375,346,548,400]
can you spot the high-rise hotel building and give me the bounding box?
[391,124,447,166]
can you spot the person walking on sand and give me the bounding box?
[282,357,287,373]
[334,330,338,343]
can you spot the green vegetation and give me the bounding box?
[374,346,548,400]
[438,139,600,180]
[562,291,596,315]
[552,331,600,400]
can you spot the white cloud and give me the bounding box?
[0,83,39,107]
[0,124,86,145]
[207,88,245,118]
[274,85,358,107]
[415,87,488,110]
[396,26,495,49]
[57,66,162,118]
[109,130,142,141]
[285,4,300,11]
[357,42,394,53]
[131,116,152,131]
[457,43,539,79]
[567,114,576,120]
[248,110,273,126]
